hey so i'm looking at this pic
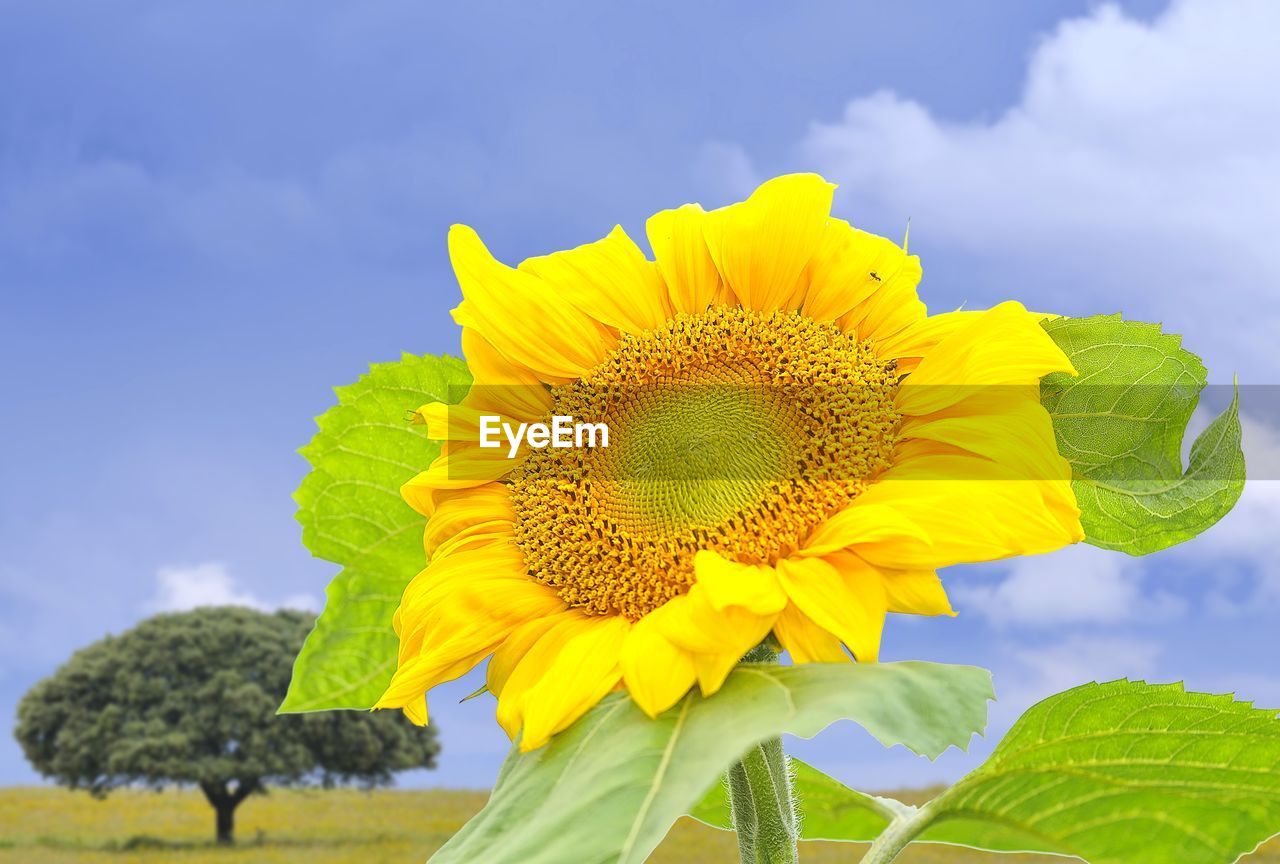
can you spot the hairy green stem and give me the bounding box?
[727,644,798,864]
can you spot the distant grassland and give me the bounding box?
[1,786,1278,864]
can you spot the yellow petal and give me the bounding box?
[448,225,614,382]
[376,572,565,714]
[897,301,1076,417]
[397,543,525,618]
[802,219,922,337]
[702,174,835,312]
[422,483,515,558]
[393,544,544,664]
[901,392,1072,483]
[494,613,591,739]
[394,575,550,672]
[798,219,882,320]
[690,651,744,697]
[848,455,1082,570]
[519,225,672,335]
[400,697,428,726]
[881,569,955,617]
[461,327,553,420]
[413,400,533,445]
[648,587,774,657]
[801,503,934,558]
[646,203,723,314]
[428,520,514,562]
[906,390,1082,526]
[874,309,981,371]
[497,614,630,751]
[692,550,788,615]
[772,601,849,664]
[890,437,968,462]
[401,444,520,517]
[412,400,462,440]
[898,385,1080,531]
[841,262,926,344]
[487,610,579,697]
[776,555,887,662]
[620,619,698,718]
[646,586,775,696]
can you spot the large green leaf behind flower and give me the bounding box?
[429,661,993,864]
[280,353,470,713]
[1041,315,1245,554]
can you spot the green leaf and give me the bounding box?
[694,682,1280,864]
[280,353,471,713]
[1041,315,1245,555]
[690,758,899,842]
[920,680,1280,863]
[836,680,1280,864]
[429,661,993,864]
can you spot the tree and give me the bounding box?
[14,606,439,844]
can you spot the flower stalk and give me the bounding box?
[857,800,937,864]
[727,645,799,864]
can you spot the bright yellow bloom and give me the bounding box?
[375,174,1083,749]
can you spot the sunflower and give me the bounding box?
[375,174,1082,750]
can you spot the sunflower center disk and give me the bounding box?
[509,306,903,620]
[611,383,795,531]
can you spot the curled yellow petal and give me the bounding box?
[449,224,614,382]
[497,614,630,750]
[897,301,1076,416]
[702,174,835,312]
[773,601,849,664]
[776,554,887,662]
[620,619,697,718]
[422,484,514,558]
[520,225,671,334]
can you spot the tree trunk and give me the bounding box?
[200,779,257,846]
[215,799,235,845]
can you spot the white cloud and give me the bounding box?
[1182,486,1280,614]
[994,634,1163,722]
[1016,635,1162,691]
[759,0,1280,629]
[953,543,1183,627]
[149,562,317,614]
[795,0,1280,378]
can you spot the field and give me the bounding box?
[1,786,1278,864]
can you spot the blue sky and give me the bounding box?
[3,0,1279,793]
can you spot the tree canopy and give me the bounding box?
[14,606,439,843]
